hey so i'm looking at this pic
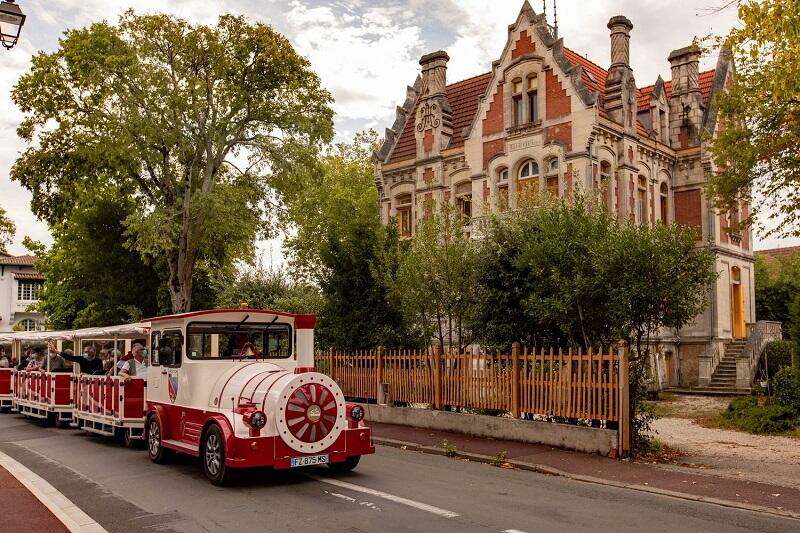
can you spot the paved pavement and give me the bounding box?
[0,464,69,533]
[0,413,797,533]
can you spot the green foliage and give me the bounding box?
[441,439,458,458]
[773,366,800,412]
[0,206,14,254]
[754,252,800,341]
[12,11,334,312]
[395,203,480,352]
[28,190,163,329]
[215,264,322,315]
[721,396,798,434]
[490,451,508,467]
[765,340,794,377]
[707,0,800,239]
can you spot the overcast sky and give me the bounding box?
[0,0,797,258]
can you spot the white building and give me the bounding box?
[0,253,46,332]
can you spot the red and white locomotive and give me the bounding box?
[1,309,374,485]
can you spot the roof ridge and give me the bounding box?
[640,68,717,92]
[563,46,608,75]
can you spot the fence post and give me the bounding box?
[511,342,520,418]
[617,342,630,457]
[433,344,442,410]
[376,346,384,403]
[327,347,334,380]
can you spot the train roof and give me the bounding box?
[144,309,316,329]
[1,323,149,343]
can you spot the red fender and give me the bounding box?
[201,414,237,460]
[147,404,172,440]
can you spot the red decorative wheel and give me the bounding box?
[285,383,338,443]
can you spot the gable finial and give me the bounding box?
[542,0,546,18]
[553,0,559,39]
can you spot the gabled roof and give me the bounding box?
[387,73,493,164]
[637,70,717,112]
[0,254,36,266]
[563,48,608,94]
[13,272,45,281]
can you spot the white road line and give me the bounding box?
[0,449,108,533]
[308,474,460,518]
[502,530,529,533]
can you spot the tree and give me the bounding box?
[395,203,479,353]
[25,190,163,329]
[600,222,717,449]
[12,11,334,312]
[0,206,15,254]
[754,252,800,339]
[707,0,800,238]
[215,264,322,315]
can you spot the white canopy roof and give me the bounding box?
[2,323,149,343]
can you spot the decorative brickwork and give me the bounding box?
[483,180,490,201]
[679,126,688,148]
[628,175,635,213]
[511,30,535,59]
[545,69,571,119]
[742,204,750,250]
[564,164,573,199]
[483,138,505,169]
[482,83,505,136]
[423,167,434,184]
[422,129,434,153]
[674,189,703,240]
[544,121,572,151]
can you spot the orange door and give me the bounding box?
[732,283,745,338]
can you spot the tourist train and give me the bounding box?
[0,308,374,485]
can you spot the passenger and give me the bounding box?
[60,346,104,375]
[119,343,147,380]
[112,350,133,376]
[26,349,45,371]
[44,342,69,373]
[17,349,31,371]
[0,350,8,368]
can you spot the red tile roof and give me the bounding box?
[387,73,493,164]
[563,48,607,94]
[0,255,36,266]
[637,70,716,112]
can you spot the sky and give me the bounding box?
[0,0,797,260]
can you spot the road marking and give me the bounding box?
[0,449,108,533]
[309,474,460,518]
[503,530,529,533]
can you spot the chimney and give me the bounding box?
[414,50,453,159]
[608,15,633,69]
[604,16,637,135]
[419,50,449,98]
[667,45,703,148]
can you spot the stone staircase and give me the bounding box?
[706,339,747,393]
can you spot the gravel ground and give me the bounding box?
[649,395,800,489]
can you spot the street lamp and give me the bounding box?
[0,0,26,50]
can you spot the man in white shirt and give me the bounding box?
[119,343,147,380]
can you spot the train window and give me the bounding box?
[186,322,292,360]
[152,331,183,367]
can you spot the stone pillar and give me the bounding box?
[415,50,453,159]
[419,50,449,97]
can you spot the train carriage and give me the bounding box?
[145,308,374,485]
[0,334,12,410]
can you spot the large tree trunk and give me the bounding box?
[167,250,194,313]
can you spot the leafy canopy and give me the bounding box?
[12,11,334,311]
[707,0,800,238]
[0,206,14,254]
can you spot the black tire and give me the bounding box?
[46,412,57,426]
[147,415,173,464]
[202,424,231,486]
[328,456,360,473]
[115,428,136,448]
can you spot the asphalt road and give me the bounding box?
[0,413,796,533]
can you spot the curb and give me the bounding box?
[373,436,800,521]
[0,449,108,533]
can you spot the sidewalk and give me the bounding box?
[370,422,800,519]
[0,464,69,533]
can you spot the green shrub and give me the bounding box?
[722,395,797,434]
[764,340,794,376]
[773,366,800,411]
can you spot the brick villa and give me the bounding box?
[373,1,777,391]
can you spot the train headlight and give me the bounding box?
[244,410,267,429]
[348,404,364,422]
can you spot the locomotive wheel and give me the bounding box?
[202,424,231,486]
[147,415,173,464]
[327,456,360,473]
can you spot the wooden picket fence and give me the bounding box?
[315,344,629,431]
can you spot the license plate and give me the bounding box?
[290,454,329,467]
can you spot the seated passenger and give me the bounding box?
[60,346,104,374]
[16,350,31,371]
[26,349,45,371]
[0,351,8,368]
[119,343,147,380]
[44,342,69,373]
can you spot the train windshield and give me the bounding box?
[186,322,291,360]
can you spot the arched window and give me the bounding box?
[660,182,669,224]
[519,160,539,179]
[545,157,559,196]
[497,168,509,211]
[518,160,539,204]
[600,161,613,212]
[637,175,647,224]
[396,194,413,238]
[18,319,37,332]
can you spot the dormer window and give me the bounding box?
[527,74,539,123]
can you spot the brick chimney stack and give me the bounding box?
[604,16,637,135]
[415,50,453,159]
[668,46,704,148]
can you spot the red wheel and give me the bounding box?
[285,383,338,443]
